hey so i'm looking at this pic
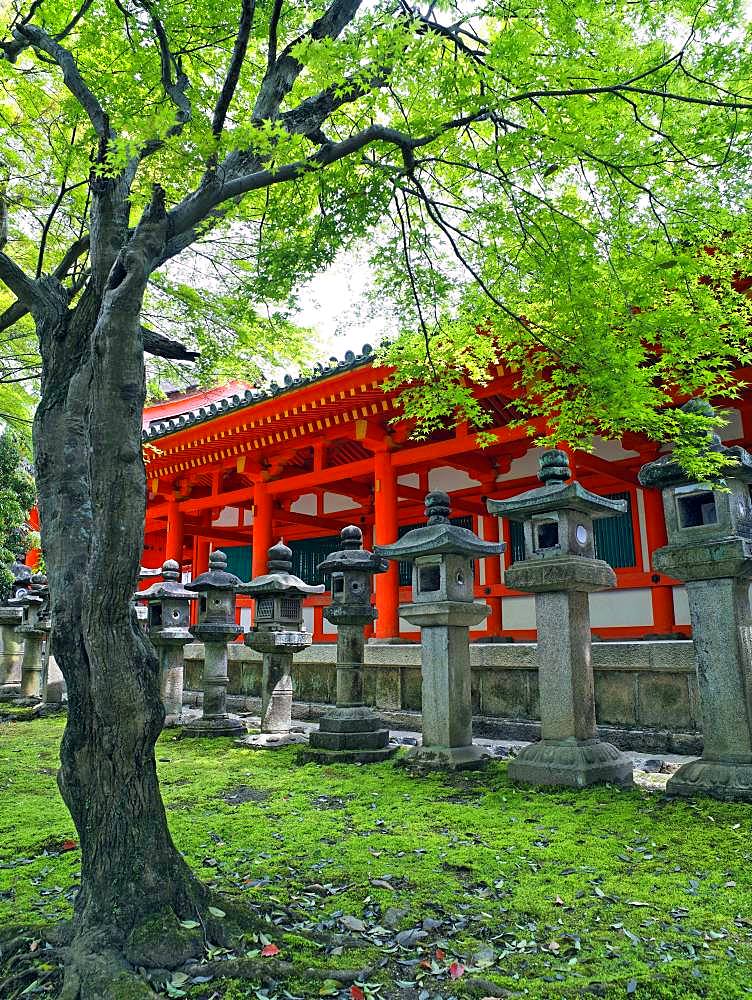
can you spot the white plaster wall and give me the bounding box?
[399,615,419,633]
[429,466,481,491]
[592,436,640,460]
[398,473,420,488]
[239,606,252,629]
[291,493,317,515]
[589,588,652,628]
[496,447,546,482]
[720,407,744,441]
[502,594,536,630]
[303,605,314,633]
[213,505,239,527]
[323,492,360,513]
[323,614,337,634]
[673,586,690,626]
[244,509,253,526]
[635,489,651,572]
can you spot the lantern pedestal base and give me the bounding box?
[400,742,491,771]
[508,738,633,788]
[666,756,752,803]
[0,685,22,701]
[306,705,394,764]
[236,730,308,749]
[181,715,247,738]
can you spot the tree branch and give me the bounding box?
[0,251,43,312]
[141,326,198,361]
[212,0,255,136]
[253,0,363,120]
[12,23,110,139]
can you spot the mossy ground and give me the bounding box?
[1,717,752,999]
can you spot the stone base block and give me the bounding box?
[508,739,633,788]
[310,727,390,751]
[313,705,387,735]
[399,743,491,772]
[0,685,22,701]
[666,756,752,803]
[300,744,398,765]
[181,715,247,738]
[236,731,308,750]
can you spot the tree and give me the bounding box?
[1,1,751,995]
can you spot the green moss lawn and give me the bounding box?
[2,717,752,1000]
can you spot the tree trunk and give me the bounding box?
[33,222,210,998]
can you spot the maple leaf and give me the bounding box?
[350,987,366,1000]
[261,943,280,957]
[449,961,465,979]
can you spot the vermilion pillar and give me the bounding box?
[642,487,676,634]
[165,498,184,564]
[482,514,503,635]
[373,450,400,640]
[252,483,273,579]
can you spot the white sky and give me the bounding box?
[292,250,391,360]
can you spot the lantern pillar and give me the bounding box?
[373,450,400,641]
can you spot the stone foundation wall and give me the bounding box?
[184,640,702,754]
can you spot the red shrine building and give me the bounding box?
[140,347,752,643]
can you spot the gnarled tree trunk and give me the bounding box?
[34,210,209,999]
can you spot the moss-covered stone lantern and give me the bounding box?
[0,560,31,695]
[376,491,506,770]
[638,400,752,802]
[182,550,246,738]
[7,573,51,705]
[237,541,324,748]
[487,449,633,788]
[137,559,197,726]
[306,525,394,763]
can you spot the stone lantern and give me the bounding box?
[307,525,394,763]
[487,449,633,788]
[182,550,246,738]
[8,573,51,705]
[237,540,324,747]
[638,402,752,801]
[0,560,31,695]
[137,559,197,726]
[376,491,505,769]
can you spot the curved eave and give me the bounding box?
[375,525,506,561]
[237,573,326,597]
[142,345,376,444]
[487,483,628,520]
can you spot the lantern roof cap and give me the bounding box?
[487,450,627,520]
[138,559,197,601]
[317,525,388,575]
[9,572,48,607]
[638,401,752,489]
[237,540,325,597]
[187,549,242,592]
[376,491,505,562]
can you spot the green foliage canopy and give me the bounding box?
[0,428,36,600]
[1,1,751,476]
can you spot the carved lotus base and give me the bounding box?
[508,738,633,789]
[181,714,247,738]
[666,756,752,803]
[399,742,491,772]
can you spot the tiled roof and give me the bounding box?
[142,344,375,442]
